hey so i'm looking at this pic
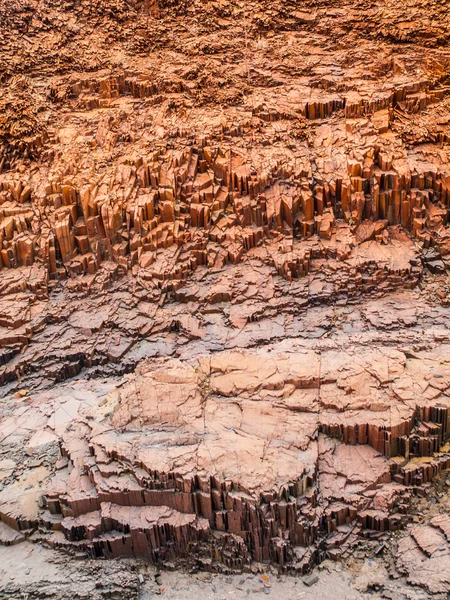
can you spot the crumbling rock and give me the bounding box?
[19,346,445,570]
[1,0,450,585]
[396,516,450,595]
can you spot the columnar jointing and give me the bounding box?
[33,349,450,570]
[0,0,450,591]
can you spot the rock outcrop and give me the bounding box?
[0,0,450,588]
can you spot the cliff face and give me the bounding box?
[41,346,450,573]
[0,0,450,594]
[1,0,450,281]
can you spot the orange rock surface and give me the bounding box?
[0,0,450,587]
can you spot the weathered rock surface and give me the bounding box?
[35,345,448,570]
[1,327,449,575]
[1,0,450,593]
[1,0,450,286]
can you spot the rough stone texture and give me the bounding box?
[36,345,449,570]
[392,488,450,598]
[1,0,450,595]
[1,0,450,285]
[1,316,449,577]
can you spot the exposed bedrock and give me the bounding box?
[7,345,440,571]
[1,0,450,587]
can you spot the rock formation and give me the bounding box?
[40,347,450,571]
[0,0,450,595]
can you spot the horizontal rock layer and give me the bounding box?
[28,346,449,570]
[1,0,450,586]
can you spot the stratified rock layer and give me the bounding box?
[29,345,447,570]
[1,0,450,287]
[1,0,450,585]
